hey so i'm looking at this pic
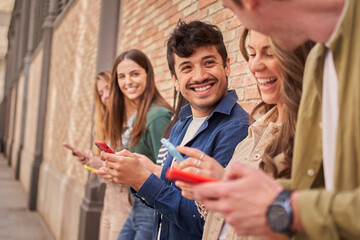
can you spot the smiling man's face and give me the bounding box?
[172,45,230,117]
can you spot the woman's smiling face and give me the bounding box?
[117,58,147,103]
[247,31,283,105]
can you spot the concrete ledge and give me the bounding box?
[37,161,85,240]
[19,147,34,193]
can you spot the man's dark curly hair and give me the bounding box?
[167,20,228,79]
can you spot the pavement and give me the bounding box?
[0,154,54,240]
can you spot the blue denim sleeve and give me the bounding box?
[136,121,249,237]
[137,173,204,236]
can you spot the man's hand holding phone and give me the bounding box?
[100,149,151,190]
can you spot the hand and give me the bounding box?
[133,153,162,177]
[173,146,225,200]
[194,162,283,236]
[176,146,225,180]
[92,166,114,182]
[86,153,106,169]
[62,142,90,164]
[101,149,151,190]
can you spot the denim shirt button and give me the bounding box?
[307,169,315,177]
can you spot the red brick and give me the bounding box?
[153,31,164,42]
[214,10,233,24]
[228,52,237,64]
[246,75,257,86]
[230,75,246,88]
[156,0,168,8]
[170,12,183,25]
[160,1,174,16]
[239,102,258,114]
[227,17,241,30]
[143,0,157,9]
[136,10,146,22]
[244,87,260,100]
[198,0,217,9]
[128,2,139,14]
[231,62,249,76]
[189,8,208,21]
[144,27,158,39]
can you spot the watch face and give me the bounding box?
[267,204,292,232]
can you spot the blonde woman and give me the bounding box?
[174,30,314,239]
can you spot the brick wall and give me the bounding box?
[43,0,101,185]
[117,0,260,113]
[38,1,101,239]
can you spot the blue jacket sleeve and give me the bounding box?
[137,174,204,236]
[136,120,249,236]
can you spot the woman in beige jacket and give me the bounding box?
[174,30,314,240]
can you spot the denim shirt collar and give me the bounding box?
[179,89,238,120]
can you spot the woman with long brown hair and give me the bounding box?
[173,30,314,239]
[105,49,172,240]
[63,70,133,240]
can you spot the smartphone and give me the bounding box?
[166,167,217,184]
[84,164,97,172]
[161,138,184,162]
[94,141,115,154]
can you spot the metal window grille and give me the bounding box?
[57,0,71,15]
[32,0,49,51]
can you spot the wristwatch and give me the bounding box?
[266,189,294,235]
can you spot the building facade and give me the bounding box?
[0,0,260,239]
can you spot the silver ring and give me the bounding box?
[195,159,201,166]
[199,152,205,160]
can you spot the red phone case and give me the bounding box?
[166,167,217,184]
[94,141,115,154]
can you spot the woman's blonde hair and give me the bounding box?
[239,28,314,178]
[93,70,111,155]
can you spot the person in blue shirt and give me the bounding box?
[102,20,249,240]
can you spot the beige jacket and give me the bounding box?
[202,107,287,240]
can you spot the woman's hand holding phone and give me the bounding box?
[92,166,115,182]
[94,141,115,154]
[63,142,105,171]
[171,146,225,200]
[63,142,89,164]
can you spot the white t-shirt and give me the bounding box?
[322,0,348,191]
[157,116,207,240]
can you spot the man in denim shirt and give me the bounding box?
[102,20,249,240]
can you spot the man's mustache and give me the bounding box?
[186,78,217,88]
